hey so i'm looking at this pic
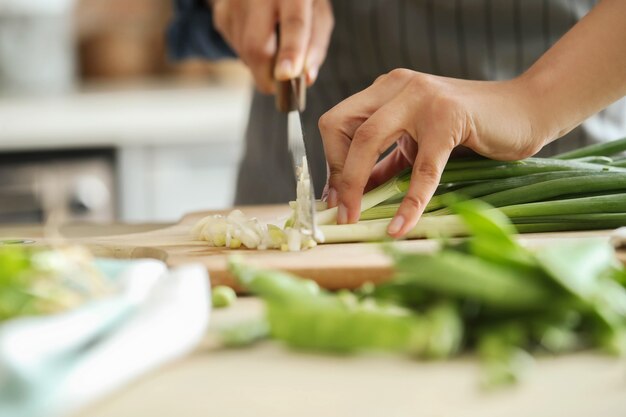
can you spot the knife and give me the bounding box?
[275,75,322,243]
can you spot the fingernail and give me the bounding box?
[337,203,348,224]
[387,215,405,236]
[276,59,293,80]
[307,66,318,83]
[328,188,338,208]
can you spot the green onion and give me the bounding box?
[316,171,410,225]
[361,171,609,220]
[440,158,626,183]
[498,194,626,218]
[335,158,625,225]
[432,173,626,215]
[444,155,613,170]
[610,158,626,168]
[319,216,468,243]
[512,213,626,224]
[554,137,626,159]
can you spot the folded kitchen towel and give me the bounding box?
[0,259,211,417]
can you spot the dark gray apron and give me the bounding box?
[235,0,626,205]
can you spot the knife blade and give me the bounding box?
[278,76,322,242]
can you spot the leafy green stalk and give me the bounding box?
[228,259,463,357]
[444,155,613,170]
[319,215,468,243]
[431,173,626,215]
[317,157,625,226]
[478,324,534,388]
[316,171,410,225]
[554,136,626,159]
[498,193,626,218]
[388,249,554,310]
[440,158,626,183]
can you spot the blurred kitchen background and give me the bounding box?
[0,0,251,225]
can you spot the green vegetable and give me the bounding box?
[227,194,626,388]
[0,247,35,320]
[0,246,113,321]
[317,172,410,225]
[229,258,320,303]
[439,158,625,183]
[228,259,462,357]
[477,324,534,388]
[554,136,626,159]
[316,137,626,242]
[498,193,626,218]
[610,157,626,168]
[361,171,604,220]
[219,318,270,347]
[389,250,552,310]
[444,155,614,170]
[431,173,626,216]
[212,285,237,308]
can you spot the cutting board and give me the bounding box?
[39,205,626,289]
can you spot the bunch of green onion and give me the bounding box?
[316,137,626,242]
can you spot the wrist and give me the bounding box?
[515,66,585,149]
[509,73,558,151]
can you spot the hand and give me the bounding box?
[319,69,550,238]
[211,0,334,93]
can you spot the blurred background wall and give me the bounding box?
[0,0,252,224]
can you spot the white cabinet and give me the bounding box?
[118,141,243,222]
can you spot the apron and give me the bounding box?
[234,0,626,205]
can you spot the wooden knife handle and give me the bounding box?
[274,25,307,113]
[275,75,306,113]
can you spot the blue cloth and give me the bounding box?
[167,0,235,60]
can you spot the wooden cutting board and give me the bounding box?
[39,205,626,289]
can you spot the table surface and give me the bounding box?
[3,222,626,416]
[77,298,626,417]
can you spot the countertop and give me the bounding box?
[2,221,626,416]
[77,298,626,417]
[0,81,251,151]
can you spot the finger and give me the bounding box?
[241,3,278,93]
[319,71,412,211]
[321,183,339,207]
[212,0,237,48]
[366,133,417,191]
[304,0,334,85]
[365,145,413,192]
[387,140,453,238]
[318,120,350,211]
[275,0,313,80]
[321,182,329,200]
[321,164,340,207]
[338,95,415,224]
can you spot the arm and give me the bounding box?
[319,0,626,238]
[521,0,626,139]
[166,0,236,61]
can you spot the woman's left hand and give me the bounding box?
[318,69,552,238]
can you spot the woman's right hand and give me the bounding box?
[210,0,334,93]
